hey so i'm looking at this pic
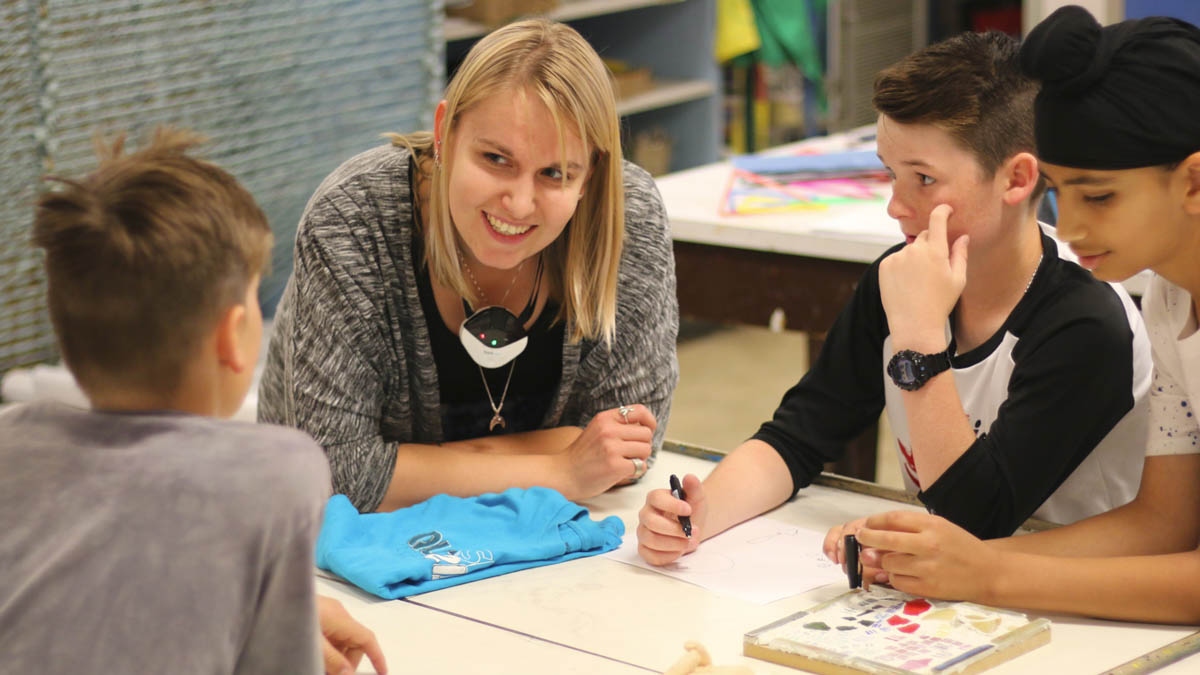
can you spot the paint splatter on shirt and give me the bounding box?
[1143,275,1200,456]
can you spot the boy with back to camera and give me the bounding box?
[637,30,1152,565]
[0,127,384,674]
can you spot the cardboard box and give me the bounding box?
[604,58,655,101]
[611,67,654,101]
[447,0,559,27]
[632,128,672,176]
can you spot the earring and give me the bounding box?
[434,139,443,168]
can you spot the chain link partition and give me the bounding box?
[0,1,55,373]
[0,0,442,375]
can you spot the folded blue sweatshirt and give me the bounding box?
[315,487,625,599]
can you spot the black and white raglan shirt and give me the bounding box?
[754,225,1151,538]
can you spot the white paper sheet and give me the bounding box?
[605,516,847,605]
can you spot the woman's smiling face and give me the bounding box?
[440,87,590,271]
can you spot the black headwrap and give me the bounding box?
[1020,5,1200,169]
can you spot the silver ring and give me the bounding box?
[618,405,633,423]
[630,457,646,479]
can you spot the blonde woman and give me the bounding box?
[260,19,678,512]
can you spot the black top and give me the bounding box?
[413,231,564,442]
[752,230,1145,538]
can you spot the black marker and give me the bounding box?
[844,534,862,589]
[669,474,692,538]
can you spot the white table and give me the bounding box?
[659,127,899,266]
[656,128,1151,298]
[316,449,1200,674]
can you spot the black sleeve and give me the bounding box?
[919,309,1136,538]
[751,254,892,496]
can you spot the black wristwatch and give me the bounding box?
[887,348,953,391]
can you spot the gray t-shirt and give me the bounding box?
[0,401,329,674]
[259,144,680,512]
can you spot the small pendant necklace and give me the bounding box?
[479,362,515,431]
[459,251,535,431]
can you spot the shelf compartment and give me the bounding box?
[444,0,684,42]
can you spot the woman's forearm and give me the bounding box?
[376,428,583,510]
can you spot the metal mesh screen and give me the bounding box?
[0,0,441,375]
[0,1,55,373]
[826,0,927,131]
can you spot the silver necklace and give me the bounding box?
[459,249,527,308]
[479,362,516,431]
[458,250,529,431]
[1024,255,1042,294]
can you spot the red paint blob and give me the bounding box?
[898,623,920,634]
[887,615,909,626]
[903,599,932,615]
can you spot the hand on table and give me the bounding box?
[637,473,706,565]
[855,510,1000,602]
[318,595,387,675]
[879,204,966,351]
[563,403,655,497]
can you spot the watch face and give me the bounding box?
[894,357,917,385]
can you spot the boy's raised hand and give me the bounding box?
[855,511,1000,602]
[637,473,706,565]
[879,204,968,351]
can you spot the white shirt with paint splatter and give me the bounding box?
[1144,274,1200,455]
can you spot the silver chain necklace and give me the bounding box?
[478,362,516,431]
[459,250,529,431]
[1024,254,1043,294]
[459,249,527,308]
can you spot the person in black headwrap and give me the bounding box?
[848,6,1200,626]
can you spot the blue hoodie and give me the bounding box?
[316,487,625,599]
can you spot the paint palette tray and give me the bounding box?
[744,587,1050,674]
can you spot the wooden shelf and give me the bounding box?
[441,0,718,172]
[444,0,684,42]
[616,79,714,116]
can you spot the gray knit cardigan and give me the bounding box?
[258,144,679,511]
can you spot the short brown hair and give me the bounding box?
[33,126,271,398]
[874,31,1037,176]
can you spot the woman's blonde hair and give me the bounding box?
[388,18,624,344]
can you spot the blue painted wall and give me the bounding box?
[1126,0,1200,26]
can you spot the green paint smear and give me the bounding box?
[804,621,831,631]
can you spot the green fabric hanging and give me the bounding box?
[728,1,828,151]
[730,1,826,106]
[752,0,825,88]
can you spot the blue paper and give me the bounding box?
[732,150,884,175]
